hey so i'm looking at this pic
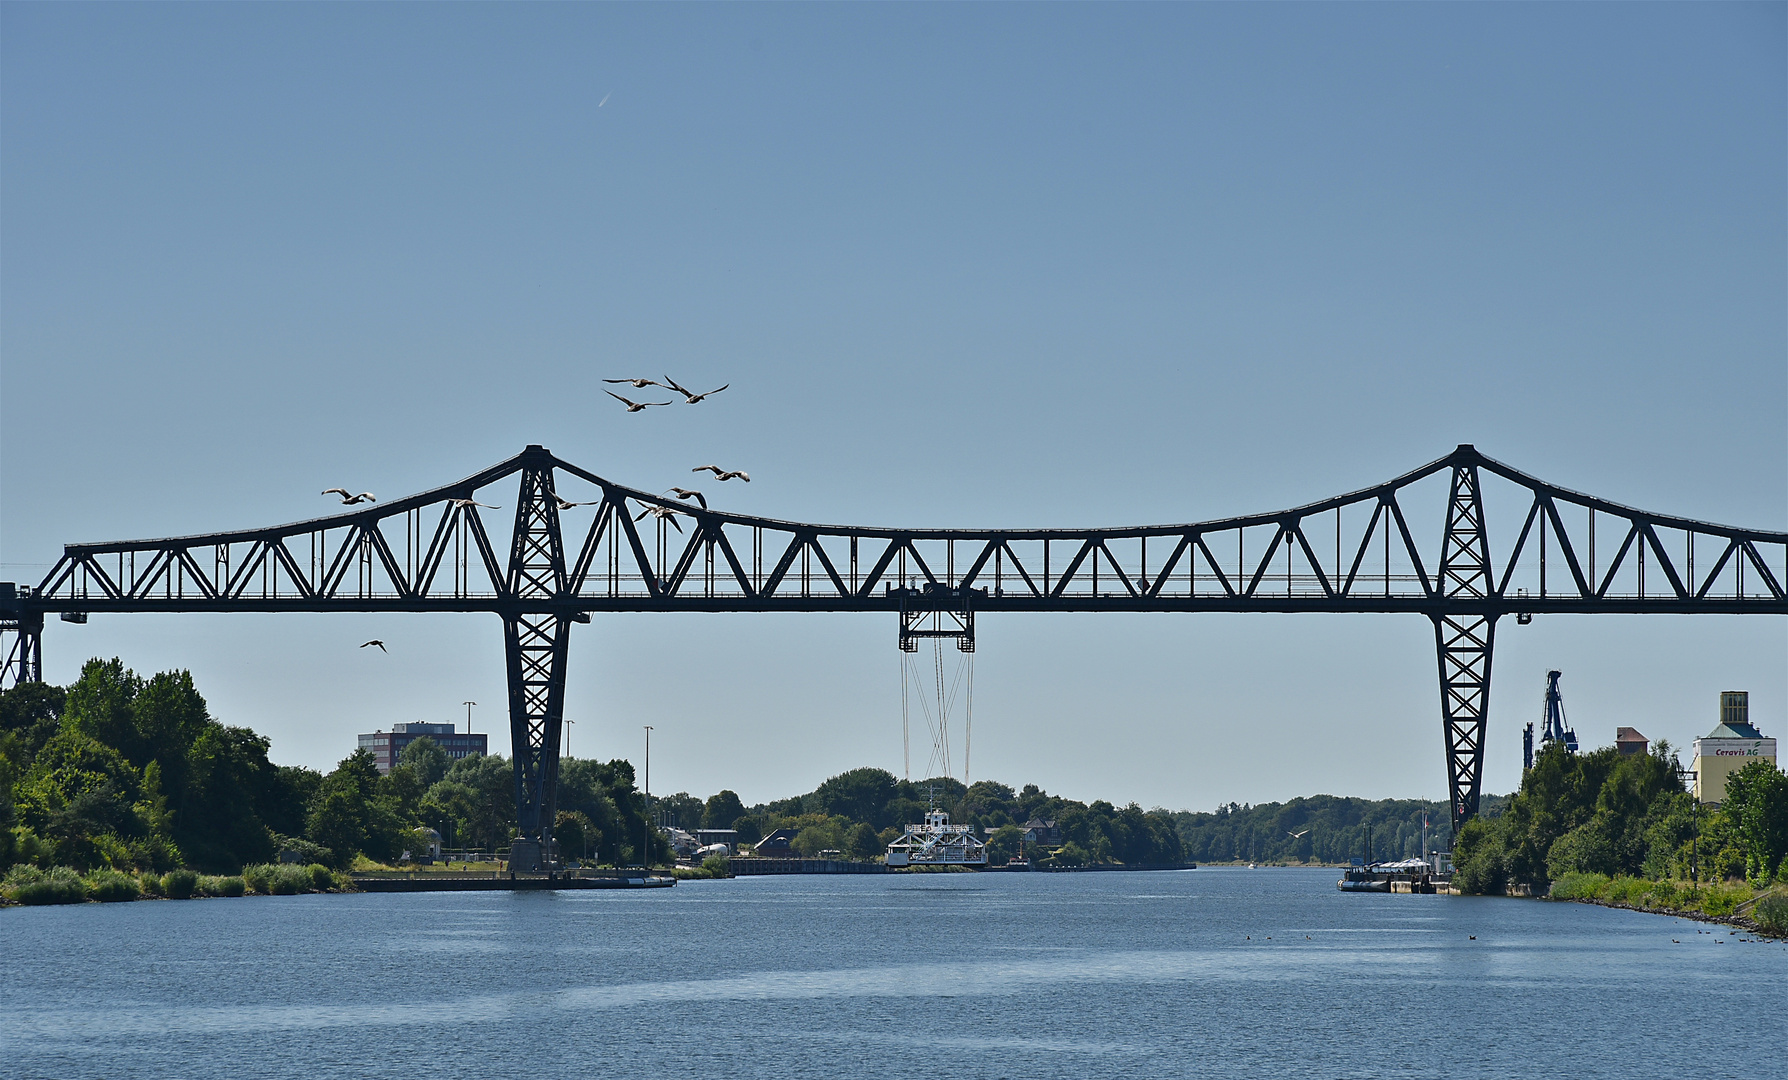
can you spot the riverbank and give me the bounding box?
[1545,872,1788,937]
[1,863,351,907]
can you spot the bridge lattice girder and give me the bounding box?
[3,444,1783,840]
[20,446,1784,617]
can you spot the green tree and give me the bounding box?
[176,723,283,870]
[555,758,623,861]
[702,789,746,830]
[305,748,403,867]
[263,765,322,839]
[654,791,704,830]
[1452,817,1508,895]
[793,820,846,856]
[381,738,451,826]
[810,768,899,829]
[1722,759,1788,886]
[398,737,451,787]
[131,670,212,799]
[1050,841,1091,867]
[1546,820,1617,880]
[13,728,148,870]
[955,780,1018,830]
[0,681,67,765]
[60,659,143,762]
[985,823,1024,864]
[1639,792,1698,879]
[557,758,668,865]
[845,821,882,861]
[554,809,599,862]
[422,754,514,852]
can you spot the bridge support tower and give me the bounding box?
[502,451,579,873]
[1433,459,1497,833]
[1,596,43,691]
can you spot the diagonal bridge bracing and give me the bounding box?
[3,444,1783,847]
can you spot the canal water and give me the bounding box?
[4,867,1783,1079]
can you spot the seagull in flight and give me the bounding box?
[603,377,666,389]
[605,390,673,412]
[598,92,611,108]
[635,504,685,533]
[360,640,387,652]
[663,376,729,404]
[691,465,750,482]
[555,496,600,510]
[323,489,377,505]
[1287,829,1310,840]
[449,498,500,509]
[666,487,708,509]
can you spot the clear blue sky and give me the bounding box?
[3,3,1783,810]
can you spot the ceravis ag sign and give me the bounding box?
[1705,740,1775,758]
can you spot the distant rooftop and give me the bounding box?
[1702,721,1766,741]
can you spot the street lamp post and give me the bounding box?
[462,701,476,735]
[563,718,575,760]
[642,725,653,869]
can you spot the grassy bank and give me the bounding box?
[1547,872,1788,937]
[1,862,351,907]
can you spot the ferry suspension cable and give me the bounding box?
[898,611,975,786]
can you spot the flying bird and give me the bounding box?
[666,487,708,509]
[598,92,611,108]
[635,504,684,532]
[663,375,729,404]
[449,498,500,509]
[1287,829,1310,840]
[603,378,665,389]
[605,390,672,412]
[554,496,600,510]
[323,489,377,505]
[360,640,387,652]
[691,465,750,482]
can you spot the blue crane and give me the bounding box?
[1540,669,1579,755]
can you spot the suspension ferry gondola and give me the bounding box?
[884,808,987,867]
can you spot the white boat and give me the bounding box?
[885,809,987,867]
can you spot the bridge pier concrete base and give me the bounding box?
[509,839,545,874]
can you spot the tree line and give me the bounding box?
[1165,794,1484,865]
[656,766,1188,866]
[1453,739,1788,895]
[0,659,666,874]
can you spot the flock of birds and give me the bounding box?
[603,374,729,410]
[604,374,751,531]
[339,371,748,650]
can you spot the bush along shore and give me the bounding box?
[1547,873,1788,937]
[1,861,352,907]
[1451,735,1788,937]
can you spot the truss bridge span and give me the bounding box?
[3,443,1782,855]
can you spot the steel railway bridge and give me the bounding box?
[3,444,1783,866]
